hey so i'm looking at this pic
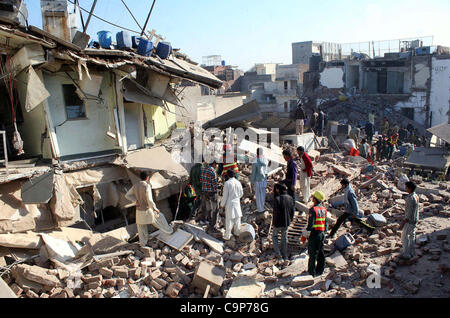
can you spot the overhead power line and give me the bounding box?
[66,0,141,34]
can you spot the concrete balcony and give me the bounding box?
[270,89,298,97]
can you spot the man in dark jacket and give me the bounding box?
[303,190,327,277]
[272,183,295,262]
[283,149,298,199]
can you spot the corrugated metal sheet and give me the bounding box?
[427,123,450,144]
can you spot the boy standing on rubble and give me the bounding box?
[126,171,173,247]
[303,191,327,277]
[399,181,419,260]
[272,183,295,262]
[220,170,243,241]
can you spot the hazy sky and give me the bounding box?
[25,0,450,71]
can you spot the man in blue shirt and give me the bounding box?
[329,178,375,238]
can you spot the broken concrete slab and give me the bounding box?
[277,254,308,278]
[157,229,193,251]
[226,275,265,298]
[192,261,226,295]
[16,264,62,288]
[0,233,42,249]
[291,275,315,288]
[183,223,224,254]
[326,251,348,270]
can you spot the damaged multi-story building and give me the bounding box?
[0,0,222,236]
[302,37,450,129]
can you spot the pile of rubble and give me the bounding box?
[1,147,449,299]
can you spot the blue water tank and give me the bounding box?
[131,36,140,49]
[221,60,226,66]
[97,31,112,49]
[336,233,355,252]
[137,38,154,57]
[415,46,431,55]
[156,42,172,59]
[116,31,132,49]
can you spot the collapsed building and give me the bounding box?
[0,1,448,300]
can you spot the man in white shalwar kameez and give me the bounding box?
[220,170,243,241]
[125,171,173,247]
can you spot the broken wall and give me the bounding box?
[394,92,427,126]
[320,67,344,89]
[43,71,120,160]
[142,102,176,145]
[430,56,450,126]
[0,180,54,234]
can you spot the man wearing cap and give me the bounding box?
[296,146,313,204]
[329,178,375,238]
[221,144,240,180]
[303,191,327,277]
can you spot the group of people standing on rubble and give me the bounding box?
[346,113,430,164]
[295,99,328,137]
[123,123,420,280]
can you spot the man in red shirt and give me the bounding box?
[296,147,313,203]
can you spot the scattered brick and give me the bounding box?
[99,268,114,279]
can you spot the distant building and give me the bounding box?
[304,39,450,128]
[292,41,342,65]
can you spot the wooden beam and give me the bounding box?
[28,25,81,51]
